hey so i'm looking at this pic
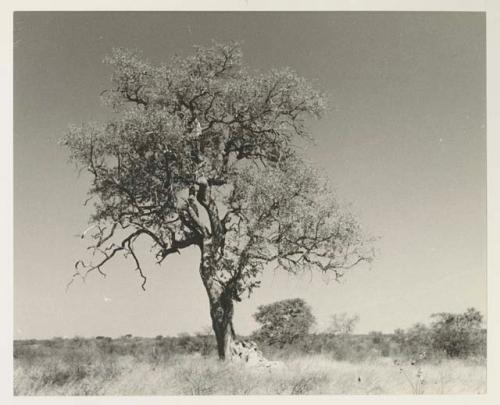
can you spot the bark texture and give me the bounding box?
[196,179,237,360]
[200,240,237,360]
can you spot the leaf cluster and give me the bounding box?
[252,298,316,347]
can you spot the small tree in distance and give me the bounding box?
[430,307,484,358]
[252,298,315,347]
[393,308,485,359]
[62,42,373,360]
[327,312,360,335]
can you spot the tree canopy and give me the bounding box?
[64,42,372,293]
[62,42,374,359]
[252,298,315,347]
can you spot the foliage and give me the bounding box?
[61,42,373,302]
[392,308,485,359]
[254,308,486,361]
[429,308,484,358]
[394,323,433,358]
[252,298,315,347]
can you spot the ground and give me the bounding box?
[14,339,486,395]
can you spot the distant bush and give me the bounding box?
[256,333,382,362]
[390,308,485,359]
[430,308,484,358]
[256,309,486,361]
[395,323,433,358]
[12,309,485,370]
[252,298,315,347]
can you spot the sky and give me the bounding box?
[13,11,486,339]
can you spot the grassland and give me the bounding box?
[13,337,486,395]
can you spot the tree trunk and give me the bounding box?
[209,288,236,360]
[199,242,236,360]
[195,179,238,360]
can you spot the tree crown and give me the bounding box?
[62,42,373,296]
[252,298,315,346]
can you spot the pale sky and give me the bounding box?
[13,11,486,339]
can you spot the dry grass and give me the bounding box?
[14,348,486,395]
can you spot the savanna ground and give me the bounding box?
[14,335,486,395]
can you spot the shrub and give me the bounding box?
[252,298,315,347]
[430,308,484,358]
[393,323,433,358]
[389,308,486,360]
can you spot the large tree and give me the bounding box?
[63,42,373,360]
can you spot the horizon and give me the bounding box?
[13,305,488,341]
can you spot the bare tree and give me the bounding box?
[327,313,360,335]
[62,42,373,360]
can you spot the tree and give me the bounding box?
[62,42,373,360]
[430,308,484,358]
[326,312,360,335]
[252,298,315,347]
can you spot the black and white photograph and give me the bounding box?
[5,2,496,399]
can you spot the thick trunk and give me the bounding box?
[195,178,237,360]
[209,291,236,360]
[200,241,236,360]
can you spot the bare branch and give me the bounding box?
[126,238,147,291]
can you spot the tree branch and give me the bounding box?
[66,224,199,291]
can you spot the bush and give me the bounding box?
[430,308,484,358]
[390,308,486,360]
[252,298,315,348]
[396,323,433,358]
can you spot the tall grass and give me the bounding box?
[13,338,486,395]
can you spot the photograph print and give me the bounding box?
[13,10,486,395]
